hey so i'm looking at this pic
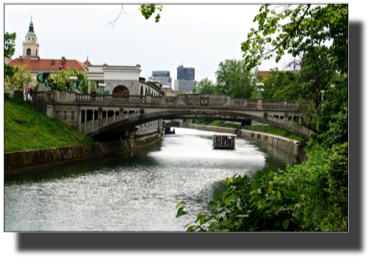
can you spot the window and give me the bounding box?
[26,48,31,56]
[112,86,129,96]
[36,50,37,55]
[140,86,143,96]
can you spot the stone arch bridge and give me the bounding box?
[33,91,314,141]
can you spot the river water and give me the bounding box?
[4,128,295,231]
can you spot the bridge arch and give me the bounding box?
[86,108,312,142]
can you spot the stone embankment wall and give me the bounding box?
[5,131,163,173]
[180,123,308,163]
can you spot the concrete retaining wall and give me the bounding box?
[5,132,163,173]
[180,123,308,163]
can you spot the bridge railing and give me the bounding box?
[72,93,312,111]
[262,99,298,108]
[162,97,178,105]
[76,94,146,103]
[32,91,47,99]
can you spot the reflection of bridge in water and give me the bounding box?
[33,91,314,141]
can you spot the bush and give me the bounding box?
[176,143,348,231]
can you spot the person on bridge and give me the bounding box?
[65,81,70,92]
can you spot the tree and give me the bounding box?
[139,4,163,23]
[193,78,216,94]
[261,68,299,99]
[5,65,35,90]
[215,59,258,99]
[47,68,94,93]
[4,32,18,79]
[241,4,348,108]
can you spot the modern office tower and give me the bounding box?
[177,65,195,80]
[174,79,196,93]
[149,71,172,89]
[175,65,195,93]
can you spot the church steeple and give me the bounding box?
[28,17,34,33]
[23,17,39,58]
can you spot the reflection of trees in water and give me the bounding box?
[5,141,164,186]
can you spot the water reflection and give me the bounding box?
[5,128,295,231]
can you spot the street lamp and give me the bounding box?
[256,82,264,98]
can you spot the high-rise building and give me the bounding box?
[149,71,172,89]
[174,79,196,93]
[177,65,195,80]
[175,65,195,93]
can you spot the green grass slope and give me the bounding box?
[4,96,94,152]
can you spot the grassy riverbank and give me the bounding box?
[4,96,94,152]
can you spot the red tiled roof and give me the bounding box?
[84,60,92,66]
[257,71,271,78]
[9,57,88,72]
[5,57,13,64]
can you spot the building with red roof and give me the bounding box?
[257,70,271,79]
[8,18,89,74]
[5,57,12,64]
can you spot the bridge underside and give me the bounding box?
[87,109,312,141]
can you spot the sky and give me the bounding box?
[4,3,299,83]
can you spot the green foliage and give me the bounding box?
[241,4,347,110]
[5,32,18,78]
[176,143,348,231]
[4,96,94,152]
[5,65,36,90]
[215,59,258,98]
[192,119,210,126]
[193,78,216,94]
[208,120,239,128]
[261,68,300,99]
[4,32,16,58]
[241,4,347,73]
[312,74,348,148]
[139,4,163,23]
[47,68,94,93]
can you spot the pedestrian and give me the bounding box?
[65,81,70,92]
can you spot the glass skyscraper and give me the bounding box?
[177,65,195,80]
[175,65,195,93]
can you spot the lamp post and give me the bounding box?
[256,82,264,98]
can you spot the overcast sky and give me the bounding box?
[4,3,302,83]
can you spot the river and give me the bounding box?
[4,127,295,231]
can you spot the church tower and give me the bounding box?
[23,17,40,58]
